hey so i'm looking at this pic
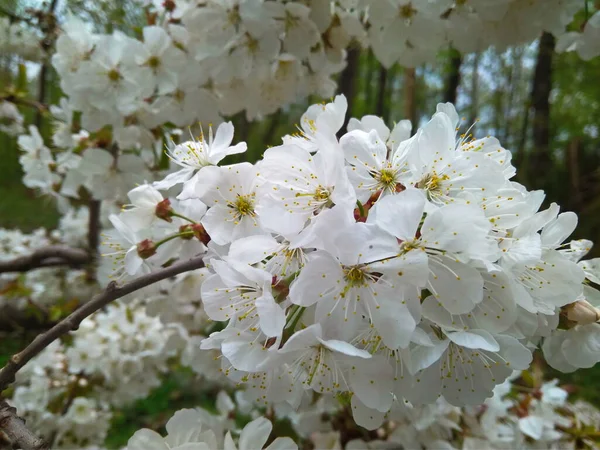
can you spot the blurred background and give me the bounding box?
[1,0,600,447]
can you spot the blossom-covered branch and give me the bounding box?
[0,400,48,450]
[0,255,205,392]
[0,245,90,273]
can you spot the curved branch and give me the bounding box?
[0,400,48,450]
[0,246,91,273]
[0,256,205,393]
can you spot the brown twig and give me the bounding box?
[0,256,205,393]
[0,400,48,450]
[0,95,48,113]
[0,246,90,274]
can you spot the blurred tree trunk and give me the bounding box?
[514,99,530,176]
[468,52,481,124]
[528,32,556,190]
[503,47,524,146]
[492,51,506,139]
[567,137,583,211]
[364,51,376,111]
[404,67,417,126]
[35,0,60,129]
[375,65,388,118]
[337,46,360,132]
[443,49,462,104]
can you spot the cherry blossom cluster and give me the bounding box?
[365,0,580,67]
[0,16,42,62]
[557,10,600,60]
[0,212,95,312]
[103,95,600,429]
[73,376,600,449]
[13,1,595,210]
[125,407,297,450]
[293,376,600,449]
[9,341,112,449]
[8,300,186,448]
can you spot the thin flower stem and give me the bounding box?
[154,231,195,248]
[170,212,198,224]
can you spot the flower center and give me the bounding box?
[230,194,256,218]
[344,266,367,287]
[147,55,161,69]
[377,168,397,190]
[313,186,331,202]
[400,239,422,254]
[228,6,241,26]
[107,69,122,82]
[416,172,449,197]
[400,3,417,19]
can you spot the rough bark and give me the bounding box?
[0,400,48,450]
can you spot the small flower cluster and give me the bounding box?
[106,376,600,450]
[15,1,593,210]
[10,341,112,449]
[105,95,600,429]
[63,300,186,407]
[291,376,600,449]
[8,300,186,448]
[16,121,154,203]
[126,406,297,450]
[0,16,42,62]
[366,0,580,67]
[0,213,95,312]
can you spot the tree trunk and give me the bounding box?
[528,32,556,190]
[503,47,524,146]
[567,137,583,211]
[375,65,388,118]
[513,99,530,178]
[364,50,376,111]
[337,46,360,132]
[443,48,462,104]
[404,67,417,126]
[468,52,481,125]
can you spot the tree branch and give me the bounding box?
[0,400,48,450]
[0,246,90,274]
[0,256,205,393]
[87,200,101,258]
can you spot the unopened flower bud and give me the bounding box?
[137,239,157,259]
[566,299,600,325]
[191,223,211,245]
[155,199,174,222]
[163,0,177,12]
